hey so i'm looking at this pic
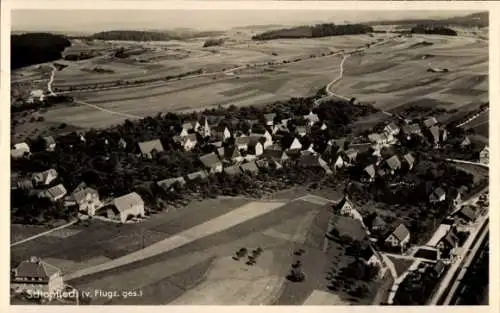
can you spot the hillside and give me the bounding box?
[367,12,488,28]
[252,23,373,40]
[11,33,71,70]
[89,29,225,41]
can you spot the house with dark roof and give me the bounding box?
[157,177,186,193]
[437,229,460,254]
[138,139,164,159]
[263,148,289,165]
[345,149,358,164]
[303,111,320,126]
[402,124,422,140]
[430,260,447,279]
[199,153,223,174]
[250,130,273,149]
[479,145,489,164]
[334,196,363,222]
[109,192,145,223]
[360,246,383,269]
[296,126,307,137]
[235,136,252,151]
[212,125,231,142]
[264,113,277,126]
[118,138,127,149]
[181,120,200,136]
[429,187,446,203]
[43,136,56,152]
[11,256,64,296]
[453,205,477,223]
[224,146,244,163]
[298,154,332,174]
[247,139,264,156]
[385,223,411,251]
[460,136,471,148]
[224,165,242,176]
[240,161,259,175]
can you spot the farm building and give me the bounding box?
[385,223,411,251]
[38,184,67,202]
[429,187,446,203]
[157,177,187,192]
[173,134,197,151]
[199,153,223,174]
[32,169,58,186]
[138,139,164,159]
[11,257,64,297]
[71,187,102,216]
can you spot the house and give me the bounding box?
[235,136,252,151]
[272,122,289,135]
[320,122,328,130]
[11,257,64,297]
[11,142,31,159]
[250,130,273,148]
[240,161,259,175]
[138,139,164,158]
[385,223,411,251]
[181,120,200,136]
[345,149,358,164]
[359,246,384,269]
[328,138,347,153]
[365,215,386,232]
[263,113,276,126]
[199,153,223,174]
[32,169,58,186]
[72,187,102,216]
[363,165,376,182]
[285,137,303,151]
[334,196,363,222]
[437,229,460,254]
[212,125,231,142]
[263,148,289,165]
[247,139,264,156]
[334,155,345,169]
[118,138,127,149]
[43,136,56,152]
[429,187,446,203]
[39,184,67,202]
[403,153,416,170]
[296,126,307,137]
[298,154,332,174]
[453,205,477,223]
[224,146,244,163]
[430,260,446,279]
[402,123,423,140]
[384,122,400,136]
[303,111,320,126]
[173,134,197,151]
[384,155,402,174]
[368,133,383,144]
[186,170,208,182]
[423,116,438,128]
[110,192,145,223]
[452,186,467,208]
[460,136,471,148]
[479,145,489,164]
[158,177,186,192]
[429,125,442,147]
[198,117,212,138]
[224,165,242,176]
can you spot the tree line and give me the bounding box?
[252,23,374,40]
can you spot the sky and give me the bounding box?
[11,10,476,34]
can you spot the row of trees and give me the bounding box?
[252,23,374,40]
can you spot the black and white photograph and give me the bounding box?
[7,2,490,307]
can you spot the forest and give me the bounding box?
[11,33,71,69]
[252,23,374,40]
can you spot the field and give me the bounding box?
[11,31,487,131]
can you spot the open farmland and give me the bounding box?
[12,31,487,130]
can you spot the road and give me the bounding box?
[73,99,145,120]
[10,220,78,247]
[428,215,489,305]
[456,108,489,128]
[47,65,57,96]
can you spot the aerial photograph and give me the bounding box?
[9,8,489,306]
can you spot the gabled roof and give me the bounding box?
[73,187,99,203]
[46,184,67,199]
[424,116,438,128]
[173,134,197,145]
[440,229,459,247]
[345,149,358,160]
[14,257,60,279]
[240,161,259,174]
[235,136,252,146]
[457,205,476,221]
[186,170,208,181]
[364,164,376,178]
[385,122,400,133]
[298,154,326,167]
[385,155,402,170]
[429,125,440,142]
[224,165,242,176]
[303,112,320,124]
[402,123,422,135]
[224,146,242,160]
[157,177,186,191]
[368,133,383,143]
[359,246,376,262]
[461,136,471,146]
[433,187,446,198]
[43,136,56,146]
[403,153,415,166]
[263,148,287,161]
[334,196,354,213]
[199,153,222,168]
[371,216,386,229]
[296,126,307,135]
[138,139,164,155]
[248,137,263,150]
[181,121,196,130]
[391,223,410,242]
[113,192,144,212]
